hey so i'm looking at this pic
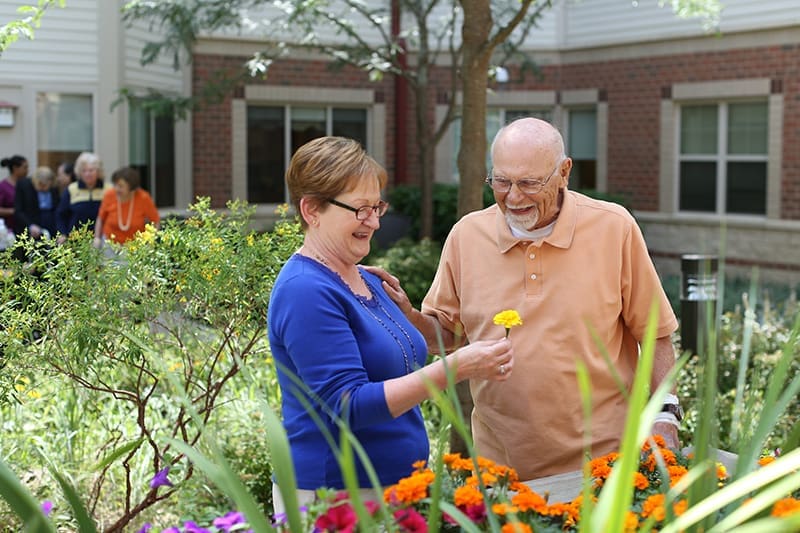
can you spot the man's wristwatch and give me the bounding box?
[661,403,684,422]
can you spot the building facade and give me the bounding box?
[3,0,800,282]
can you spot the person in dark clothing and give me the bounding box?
[56,152,107,243]
[15,166,60,239]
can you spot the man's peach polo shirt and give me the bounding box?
[421,190,678,480]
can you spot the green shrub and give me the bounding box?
[366,237,442,309]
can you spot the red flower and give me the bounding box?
[314,494,357,532]
[394,507,429,532]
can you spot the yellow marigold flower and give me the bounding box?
[246,234,255,247]
[501,522,532,533]
[26,389,41,399]
[758,455,776,467]
[14,384,26,393]
[169,362,183,372]
[493,310,523,337]
[716,462,728,480]
[771,497,800,517]
[512,491,548,514]
[453,485,483,507]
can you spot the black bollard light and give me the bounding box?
[680,254,719,355]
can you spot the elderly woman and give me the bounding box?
[94,166,159,245]
[14,166,60,239]
[56,152,107,242]
[267,136,515,515]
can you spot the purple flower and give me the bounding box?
[135,523,152,533]
[41,500,53,517]
[149,467,173,489]
[183,521,211,533]
[162,528,181,533]
[213,511,245,531]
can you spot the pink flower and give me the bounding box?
[394,507,429,532]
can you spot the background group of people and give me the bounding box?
[0,153,160,252]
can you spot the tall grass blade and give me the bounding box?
[0,459,56,532]
[592,299,661,533]
[49,468,97,533]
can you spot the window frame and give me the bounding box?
[660,78,782,220]
[677,99,769,216]
[232,86,384,206]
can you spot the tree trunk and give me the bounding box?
[457,0,492,219]
[449,0,493,455]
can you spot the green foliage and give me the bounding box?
[678,304,800,453]
[0,0,64,55]
[366,237,442,309]
[388,183,494,243]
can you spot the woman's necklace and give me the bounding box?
[117,192,135,231]
[303,250,418,374]
[356,293,419,375]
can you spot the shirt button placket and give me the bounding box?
[525,244,542,295]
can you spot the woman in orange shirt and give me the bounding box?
[94,167,160,245]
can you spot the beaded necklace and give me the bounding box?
[306,252,418,375]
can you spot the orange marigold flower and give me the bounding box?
[641,493,666,522]
[758,455,776,467]
[476,456,498,472]
[633,472,650,490]
[412,460,427,471]
[589,459,612,479]
[390,469,435,504]
[771,497,800,517]
[491,503,519,515]
[642,435,667,451]
[454,485,484,507]
[624,511,639,532]
[511,491,548,514]
[480,472,498,486]
[641,453,657,472]
[501,522,532,533]
[509,481,532,494]
[668,465,688,487]
[653,447,678,466]
[673,499,689,516]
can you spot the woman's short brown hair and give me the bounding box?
[111,166,141,190]
[285,136,387,230]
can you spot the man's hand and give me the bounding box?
[361,265,413,315]
[652,422,680,450]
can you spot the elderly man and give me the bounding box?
[378,117,680,480]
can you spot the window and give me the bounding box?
[129,100,176,207]
[452,108,552,177]
[36,93,93,172]
[246,105,368,203]
[567,109,597,190]
[678,101,768,215]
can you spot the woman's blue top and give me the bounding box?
[268,254,429,490]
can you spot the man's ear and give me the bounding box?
[559,158,574,188]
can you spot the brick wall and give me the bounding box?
[192,43,800,218]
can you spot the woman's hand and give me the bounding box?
[448,338,514,382]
